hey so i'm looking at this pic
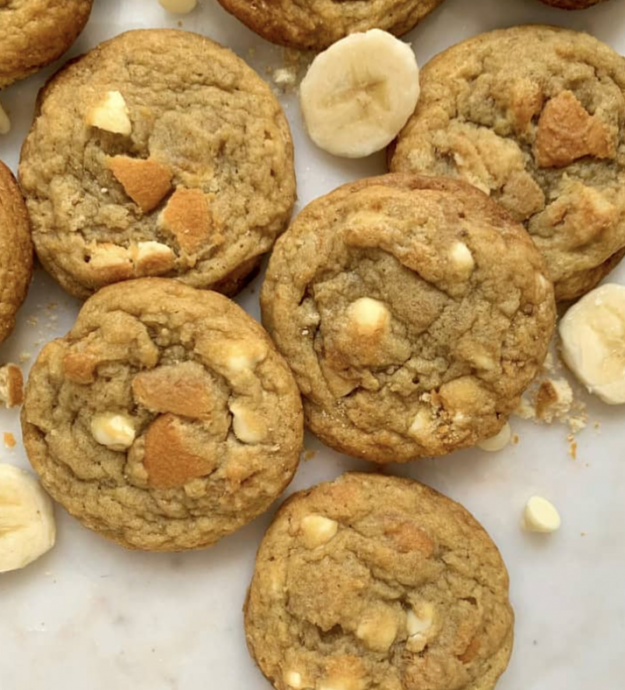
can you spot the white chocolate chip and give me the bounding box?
[159,0,197,13]
[356,610,398,652]
[347,298,390,336]
[0,102,11,135]
[229,401,267,444]
[450,241,475,275]
[478,422,511,452]
[301,514,338,548]
[284,670,303,689]
[523,496,561,533]
[86,91,132,135]
[90,413,136,450]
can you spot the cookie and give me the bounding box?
[538,0,607,7]
[0,0,93,88]
[19,30,296,300]
[216,0,446,51]
[0,160,33,344]
[245,472,514,690]
[21,278,303,551]
[261,174,555,463]
[390,25,625,302]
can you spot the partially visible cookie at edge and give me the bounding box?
[0,0,94,88]
[245,472,514,690]
[0,160,33,344]
[538,0,607,8]
[216,0,446,50]
[390,25,625,302]
[21,278,304,551]
[261,173,556,463]
[19,29,296,300]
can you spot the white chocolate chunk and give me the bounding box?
[159,0,197,13]
[229,401,267,444]
[450,241,475,275]
[301,514,338,548]
[347,297,390,336]
[356,609,398,652]
[226,342,268,373]
[406,604,433,637]
[284,670,303,689]
[523,496,561,534]
[408,407,433,439]
[91,413,136,450]
[86,91,132,135]
[478,422,511,452]
[0,102,11,135]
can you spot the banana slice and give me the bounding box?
[0,464,56,573]
[299,29,420,158]
[559,283,625,404]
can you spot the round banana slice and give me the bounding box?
[300,29,420,158]
[559,283,625,404]
[0,464,56,573]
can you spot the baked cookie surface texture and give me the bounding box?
[22,278,304,551]
[261,174,555,463]
[0,0,93,88]
[19,29,296,299]
[216,0,446,50]
[245,472,514,690]
[0,160,33,344]
[390,26,625,301]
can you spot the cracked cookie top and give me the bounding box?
[245,473,514,690]
[0,160,33,344]
[390,25,625,302]
[21,278,303,551]
[19,29,295,300]
[216,0,446,50]
[261,174,555,463]
[0,0,93,88]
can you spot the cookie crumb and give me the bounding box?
[0,364,24,408]
[567,435,578,460]
[273,67,297,89]
[302,449,316,461]
[19,352,32,363]
[3,432,16,448]
[511,433,520,445]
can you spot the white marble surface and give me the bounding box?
[1,0,625,688]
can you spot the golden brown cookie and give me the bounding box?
[21,278,304,551]
[0,160,33,344]
[19,29,296,300]
[539,0,607,7]
[216,0,446,50]
[0,0,93,88]
[261,174,556,463]
[390,26,625,302]
[245,472,514,690]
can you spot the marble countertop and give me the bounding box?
[1,0,625,688]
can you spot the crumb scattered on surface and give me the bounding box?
[511,434,520,445]
[3,432,16,448]
[19,352,31,363]
[302,449,316,461]
[567,435,578,460]
[27,316,38,327]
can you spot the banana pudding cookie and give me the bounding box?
[390,26,625,302]
[245,473,514,690]
[19,29,295,300]
[539,0,608,7]
[21,278,303,551]
[0,0,93,88]
[0,160,33,344]
[216,0,446,50]
[261,174,555,463]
